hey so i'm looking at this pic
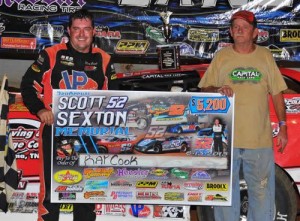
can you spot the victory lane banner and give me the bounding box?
[51,89,234,205]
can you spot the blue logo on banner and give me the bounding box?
[130,204,145,217]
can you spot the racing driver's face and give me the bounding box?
[67,18,95,53]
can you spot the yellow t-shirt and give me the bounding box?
[199,45,287,149]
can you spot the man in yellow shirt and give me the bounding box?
[199,10,288,221]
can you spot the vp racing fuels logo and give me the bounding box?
[230,68,262,83]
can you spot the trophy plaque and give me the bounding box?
[157,44,180,70]
[157,11,180,70]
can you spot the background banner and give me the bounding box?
[0,0,299,64]
[51,89,234,205]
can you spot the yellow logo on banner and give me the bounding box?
[54,170,82,185]
[280,29,300,42]
[205,183,228,191]
[136,180,158,188]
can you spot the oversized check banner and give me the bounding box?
[51,89,234,206]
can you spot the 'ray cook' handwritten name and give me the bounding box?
[79,154,138,167]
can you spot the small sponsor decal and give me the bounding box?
[58,192,76,200]
[110,191,133,200]
[110,179,133,188]
[11,192,25,199]
[136,180,158,188]
[145,26,165,44]
[95,26,121,39]
[187,192,202,202]
[60,55,74,66]
[84,65,97,71]
[150,168,168,177]
[136,191,161,200]
[188,28,219,42]
[191,170,211,180]
[110,73,118,80]
[31,64,40,73]
[205,194,228,201]
[183,181,203,191]
[95,204,126,216]
[285,97,300,113]
[26,192,38,200]
[230,69,262,82]
[257,29,269,43]
[170,168,189,179]
[115,168,150,178]
[84,168,114,178]
[129,204,151,218]
[84,190,106,199]
[280,29,300,42]
[217,42,232,51]
[164,192,185,201]
[272,122,280,137]
[55,185,84,192]
[84,180,109,190]
[153,205,185,218]
[60,203,73,213]
[8,200,38,213]
[205,183,228,191]
[1,37,36,49]
[53,170,82,185]
[161,181,181,190]
[115,40,149,54]
[267,44,290,59]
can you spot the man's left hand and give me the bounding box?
[277,126,288,153]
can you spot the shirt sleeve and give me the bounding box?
[103,61,116,90]
[198,52,221,89]
[266,51,287,95]
[20,50,50,115]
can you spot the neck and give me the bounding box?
[233,43,256,54]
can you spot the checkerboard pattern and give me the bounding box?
[0,75,19,212]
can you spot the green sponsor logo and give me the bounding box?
[146,26,165,44]
[230,69,262,82]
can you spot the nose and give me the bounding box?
[78,28,84,36]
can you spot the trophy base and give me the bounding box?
[157,44,180,70]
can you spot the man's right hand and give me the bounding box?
[217,85,234,97]
[37,109,54,125]
[201,85,234,97]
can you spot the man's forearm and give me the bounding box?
[200,86,219,93]
[272,92,286,122]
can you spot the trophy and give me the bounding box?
[157,10,180,70]
[160,11,173,43]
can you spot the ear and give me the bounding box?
[67,27,70,36]
[253,27,259,39]
[229,27,233,37]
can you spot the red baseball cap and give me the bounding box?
[230,10,257,27]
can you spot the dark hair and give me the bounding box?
[68,8,94,28]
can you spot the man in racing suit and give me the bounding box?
[20,9,114,221]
